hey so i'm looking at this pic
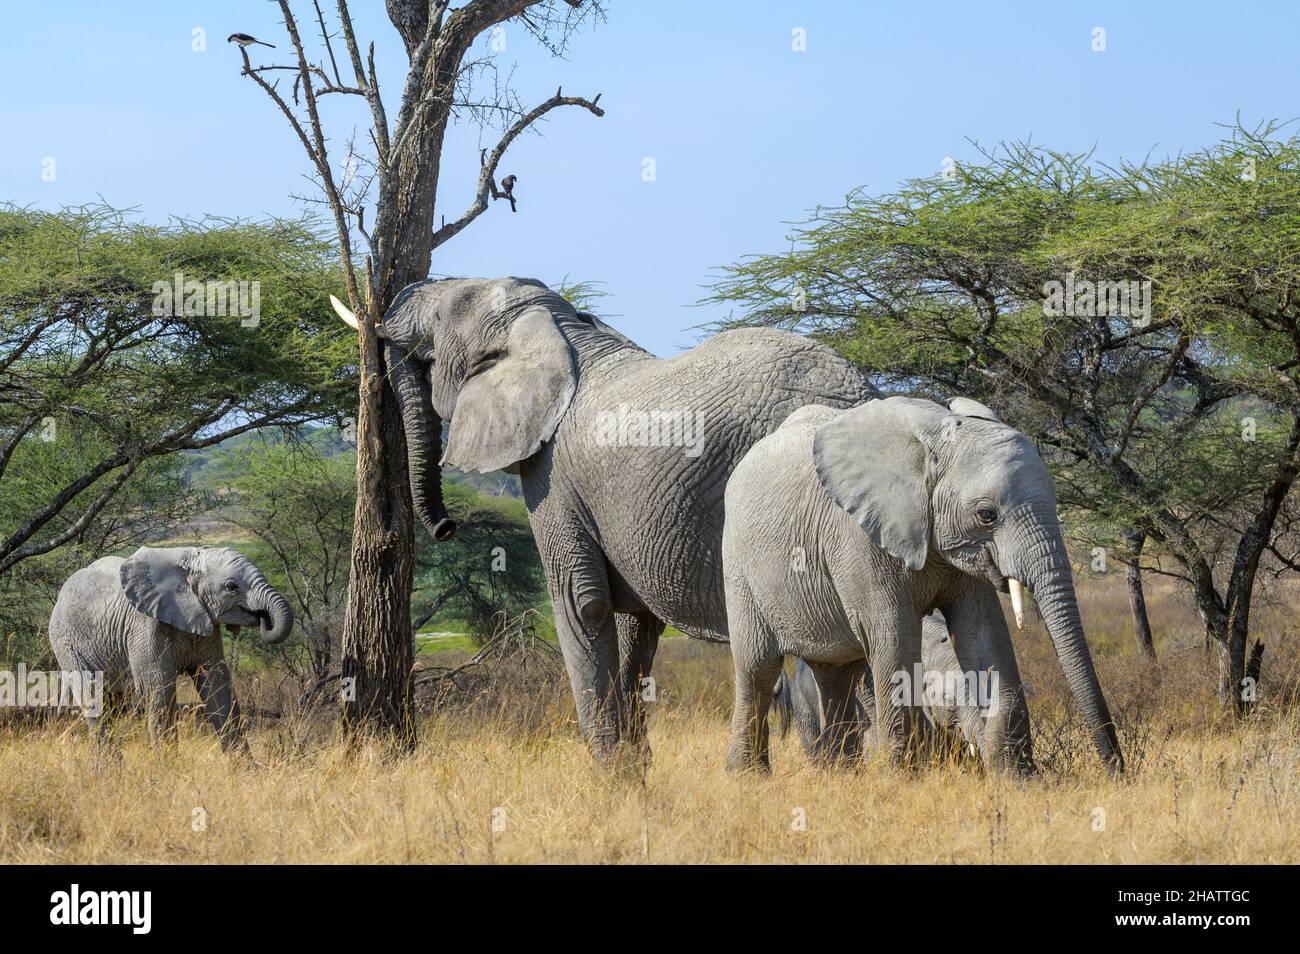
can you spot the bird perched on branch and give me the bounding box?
[227,33,275,49]
[499,175,518,213]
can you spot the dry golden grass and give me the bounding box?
[2,576,1298,864]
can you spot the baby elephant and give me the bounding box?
[782,613,984,763]
[49,546,293,748]
[723,396,1122,774]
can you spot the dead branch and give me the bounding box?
[336,0,391,167]
[432,87,603,249]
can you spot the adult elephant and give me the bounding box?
[331,277,876,757]
[49,546,292,748]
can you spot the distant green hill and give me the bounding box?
[184,424,522,497]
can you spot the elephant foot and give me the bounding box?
[583,724,626,763]
[724,739,771,775]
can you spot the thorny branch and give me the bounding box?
[433,87,604,249]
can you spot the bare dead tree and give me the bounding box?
[234,0,604,746]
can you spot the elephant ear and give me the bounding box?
[442,307,577,473]
[812,398,942,571]
[948,396,1002,423]
[119,547,213,636]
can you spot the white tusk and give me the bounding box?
[330,294,391,339]
[1008,578,1027,630]
[330,294,360,331]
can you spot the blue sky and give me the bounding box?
[3,1,1298,356]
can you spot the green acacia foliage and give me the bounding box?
[708,121,1300,709]
[213,432,545,663]
[413,482,547,643]
[0,204,357,581]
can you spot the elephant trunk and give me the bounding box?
[1019,523,1124,772]
[249,578,293,645]
[388,342,456,542]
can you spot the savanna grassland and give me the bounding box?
[1,576,1297,864]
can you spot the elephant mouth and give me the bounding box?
[221,606,267,629]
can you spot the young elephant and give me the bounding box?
[723,397,1123,774]
[48,546,293,748]
[781,613,984,762]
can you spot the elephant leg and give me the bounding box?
[726,654,783,773]
[943,582,1034,774]
[83,710,105,745]
[82,687,122,746]
[789,658,824,755]
[859,610,924,766]
[615,610,664,753]
[805,659,867,765]
[128,626,177,744]
[194,659,245,752]
[725,592,782,773]
[141,680,177,743]
[543,532,623,759]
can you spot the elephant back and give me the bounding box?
[48,557,137,680]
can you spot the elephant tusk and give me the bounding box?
[330,294,391,339]
[330,294,360,331]
[1008,578,1027,630]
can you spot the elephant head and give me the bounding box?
[813,396,1123,771]
[120,546,293,644]
[331,277,592,543]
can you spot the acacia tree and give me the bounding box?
[0,206,351,577]
[708,121,1300,716]
[234,0,605,744]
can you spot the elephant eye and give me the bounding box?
[468,349,504,378]
[975,505,998,526]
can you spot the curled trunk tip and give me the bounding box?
[255,586,293,645]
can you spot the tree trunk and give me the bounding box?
[1218,610,1264,718]
[1122,529,1156,661]
[1214,632,1247,715]
[340,303,417,748]
[237,0,594,748]
[336,0,595,746]
[338,5,455,747]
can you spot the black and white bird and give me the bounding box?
[227,33,275,49]
[499,175,517,213]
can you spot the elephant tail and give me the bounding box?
[771,662,794,739]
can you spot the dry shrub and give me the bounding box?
[415,611,570,733]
